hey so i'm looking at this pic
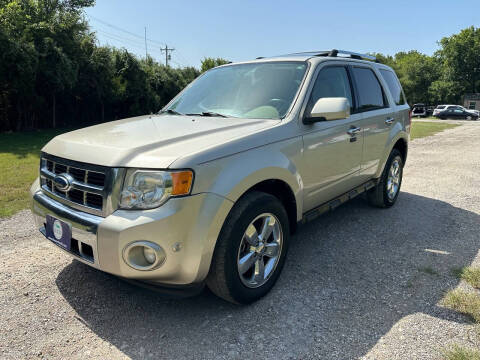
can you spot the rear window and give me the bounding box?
[351,67,387,111]
[380,69,406,105]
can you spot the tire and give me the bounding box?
[367,149,404,208]
[467,115,472,120]
[206,191,290,304]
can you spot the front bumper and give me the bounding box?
[31,179,233,286]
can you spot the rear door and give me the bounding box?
[350,66,394,180]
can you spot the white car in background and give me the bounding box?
[433,104,479,117]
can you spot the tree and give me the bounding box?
[0,0,199,131]
[201,57,229,72]
[393,51,440,105]
[428,79,461,104]
[437,26,480,94]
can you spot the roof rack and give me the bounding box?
[275,49,378,62]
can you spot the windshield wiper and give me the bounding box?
[186,111,230,118]
[159,109,184,115]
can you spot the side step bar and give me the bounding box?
[302,180,377,224]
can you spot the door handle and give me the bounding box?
[385,117,395,125]
[347,126,361,136]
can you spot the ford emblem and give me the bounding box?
[53,173,74,192]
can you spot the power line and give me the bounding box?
[95,29,149,51]
[87,15,193,67]
[175,49,195,68]
[96,30,188,67]
[88,15,167,47]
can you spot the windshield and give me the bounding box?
[165,62,307,119]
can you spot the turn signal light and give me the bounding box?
[171,171,193,196]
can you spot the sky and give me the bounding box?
[85,0,480,69]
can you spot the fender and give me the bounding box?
[374,126,409,179]
[191,137,304,222]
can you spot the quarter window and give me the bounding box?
[306,66,353,115]
[352,67,387,111]
[380,69,406,105]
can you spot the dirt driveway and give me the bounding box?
[1,121,480,359]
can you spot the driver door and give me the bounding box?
[301,65,364,211]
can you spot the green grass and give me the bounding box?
[442,289,480,322]
[452,267,480,289]
[443,345,480,360]
[441,269,480,357]
[0,129,68,217]
[410,121,459,140]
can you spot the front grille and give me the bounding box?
[40,154,110,216]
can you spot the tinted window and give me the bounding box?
[437,105,446,109]
[352,67,387,111]
[380,69,406,105]
[306,66,353,115]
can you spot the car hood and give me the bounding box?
[42,115,279,168]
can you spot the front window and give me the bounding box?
[166,62,307,119]
[306,66,353,114]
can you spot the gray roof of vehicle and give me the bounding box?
[216,50,395,73]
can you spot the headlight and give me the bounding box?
[120,169,193,209]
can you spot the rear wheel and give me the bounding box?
[207,191,290,304]
[367,149,403,208]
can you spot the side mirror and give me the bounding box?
[303,97,350,124]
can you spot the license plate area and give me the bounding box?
[45,215,72,250]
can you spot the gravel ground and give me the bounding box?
[1,120,480,359]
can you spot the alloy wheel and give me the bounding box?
[386,157,401,200]
[237,213,283,288]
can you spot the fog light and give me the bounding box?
[122,241,166,271]
[143,247,156,264]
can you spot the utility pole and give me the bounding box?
[160,45,175,67]
[144,27,148,58]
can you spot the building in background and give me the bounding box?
[463,93,480,111]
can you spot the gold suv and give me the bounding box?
[31,50,410,304]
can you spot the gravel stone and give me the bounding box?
[1,120,479,359]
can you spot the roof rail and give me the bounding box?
[274,49,378,62]
[323,49,377,62]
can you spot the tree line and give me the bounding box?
[0,0,479,132]
[374,26,480,106]
[0,0,228,132]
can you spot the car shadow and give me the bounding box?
[56,192,480,359]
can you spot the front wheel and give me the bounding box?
[367,149,404,208]
[207,191,290,304]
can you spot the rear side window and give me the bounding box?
[352,67,387,111]
[436,105,446,109]
[306,66,353,114]
[380,69,406,105]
